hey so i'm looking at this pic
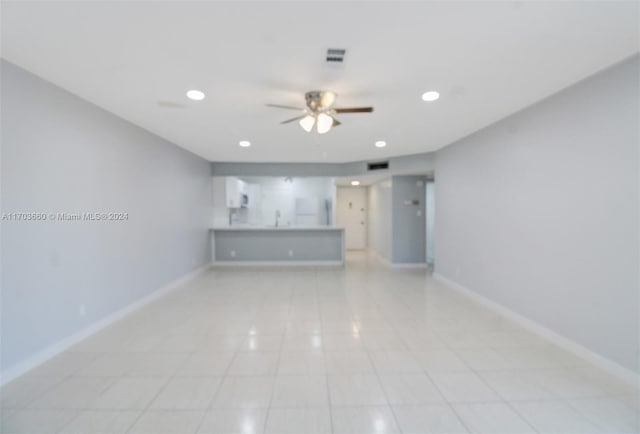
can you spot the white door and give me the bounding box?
[337,187,367,250]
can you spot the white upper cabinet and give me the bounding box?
[225,176,247,208]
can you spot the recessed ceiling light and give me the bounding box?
[186,89,205,101]
[239,140,251,148]
[422,91,440,102]
[351,181,360,186]
[375,141,387,148]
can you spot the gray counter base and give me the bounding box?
[211,228,345,265]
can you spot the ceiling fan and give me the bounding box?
[266,90,373,134]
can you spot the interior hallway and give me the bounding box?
[1,252,638,433]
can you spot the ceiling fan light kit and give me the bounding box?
[316,113,333,134]
[268,90,373,134]
[299,115,315,132]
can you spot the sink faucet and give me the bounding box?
[275,210,280,228]
[228,209,234,226]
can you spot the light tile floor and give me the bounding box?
[1,252,638,433]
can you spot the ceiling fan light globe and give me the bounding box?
[299,115,315,133]
[316,113,333,134]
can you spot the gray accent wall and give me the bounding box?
[1,60,213,371]
[367,179,393,263]
[392,176,426,264]
[425,181,435,265]
[435,56,640,373]
[368,176,427,265]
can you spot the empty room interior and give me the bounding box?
[1,1,639,433]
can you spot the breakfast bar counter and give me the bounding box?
[210,226,345,265]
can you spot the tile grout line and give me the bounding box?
[193,338,240,430]
[317,265,336,434]
[388,272,476,433]
[54,325,199,432]
[138,294,230,431]
[123,328,203,432]
[365,278,413,434]
[448,346,611,432]
[261,271,292,434]
[3,255,634,433]
[427,270,622,431]
[442,338,542,433]
[424,272,541,433]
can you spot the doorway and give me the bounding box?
[337,187,367,250]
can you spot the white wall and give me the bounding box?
[260,178,295,226]
[0,60,212,372]
[212,177,228,226]
[368,179,393,262]
[239,177,334,227]
[435,56,639,374]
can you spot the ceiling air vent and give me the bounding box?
[326,48,346,63]
[368,161,389,171]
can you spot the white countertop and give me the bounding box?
[211,225,344,231]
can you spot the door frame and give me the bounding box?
[336,186,368,250]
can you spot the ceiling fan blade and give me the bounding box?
[334,107,374,113]
[280,115,306,124]
[332,117,341,127]
[266,103,304,111]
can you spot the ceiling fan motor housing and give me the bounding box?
[267,91,372,132]
[305,90,337,112]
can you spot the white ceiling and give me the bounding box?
[2,1,638,163]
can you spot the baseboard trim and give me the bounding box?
[392,262,428,269]
[433,272,640,389]
[0,264,210,387]
[212,260,343,267]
